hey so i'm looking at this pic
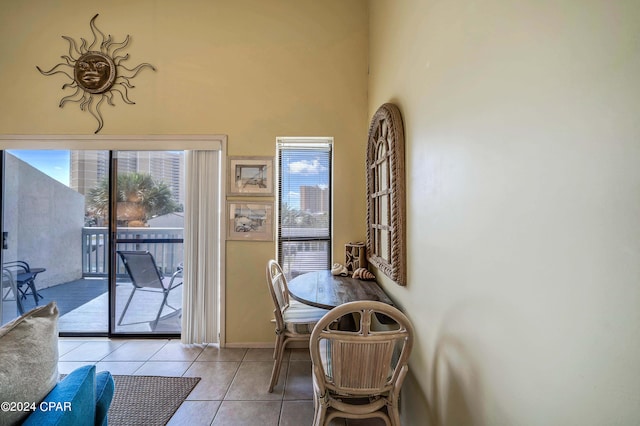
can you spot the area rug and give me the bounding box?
[108,375,201,426]
[60,374,201,425]
[60,374,200,426]
[59,374,200,426]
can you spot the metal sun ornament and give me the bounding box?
[36,14,156,133]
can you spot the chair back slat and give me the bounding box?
[330,340,394,392]
[272,268,290,311]
[266,260,291,330]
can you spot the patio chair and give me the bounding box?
[117,250,183,331]
[2,268,25,315]
[3,261,45,305]
[266,259,327,392]
[309,300,414,426]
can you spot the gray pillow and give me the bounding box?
[0,302,59,426]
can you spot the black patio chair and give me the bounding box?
[3,261,45,305]
[117,251,183,331]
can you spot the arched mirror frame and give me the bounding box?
[366,103,406,286]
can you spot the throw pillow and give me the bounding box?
[0,302,59,426]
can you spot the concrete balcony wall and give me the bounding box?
[3,153,84,289]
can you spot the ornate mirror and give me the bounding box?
[366,103,406,285]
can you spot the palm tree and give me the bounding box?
[86,172,179,226]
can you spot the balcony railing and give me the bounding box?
[82,227,184,277]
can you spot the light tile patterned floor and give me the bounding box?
[58,339,385,425]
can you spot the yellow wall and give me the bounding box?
[370,0,640,425]
[0,1,369,344]
[5,1,639,424]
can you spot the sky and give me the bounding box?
[6,149,330,210]
[281,151,330,210]
[8,150,70,186]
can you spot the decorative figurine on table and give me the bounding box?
[345,241,367,274]
[352,267,375,281]
[331,263,349,276]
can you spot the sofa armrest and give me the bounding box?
[22,365,96,426]
[95,371,115,426]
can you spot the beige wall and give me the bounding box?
[370,0,640,425]
[0,0,369,343]
[5,1,639,424]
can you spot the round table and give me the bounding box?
[287,270,393,310]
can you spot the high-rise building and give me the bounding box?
[300,185,329,213]
[70,151,108,196]
[70,151,184,206]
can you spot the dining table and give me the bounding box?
[287,270,393,310]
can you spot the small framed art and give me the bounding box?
[228,156,274,196]
[227,202,274,241]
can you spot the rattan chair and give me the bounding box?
[266,259,327,392]
[309,300,414,425]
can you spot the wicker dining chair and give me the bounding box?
[266,259,327,392]
[309,300,414,425]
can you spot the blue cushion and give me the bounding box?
[23,365,96,426]
[95,371,115,426]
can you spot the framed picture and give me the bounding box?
[228,156,274,196]
[227,202,274,241]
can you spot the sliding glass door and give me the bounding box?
[1,150,109,333]
[113,151,184,334]
[1,149,184,336]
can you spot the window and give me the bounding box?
[277,138,332,280]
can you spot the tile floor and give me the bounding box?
[58,338,384,426]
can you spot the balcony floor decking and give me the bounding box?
[2,277,181,333]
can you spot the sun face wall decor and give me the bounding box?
[36,14,156,133]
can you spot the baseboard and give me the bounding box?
[224,342,273,348]
[223,341,309,349]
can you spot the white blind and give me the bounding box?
[277,140,332,280]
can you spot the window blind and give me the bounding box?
[277,140,332,280]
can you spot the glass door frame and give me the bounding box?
[109,150,185,338]
[0,135,227,341]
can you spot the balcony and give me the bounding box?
[1,227,183,334]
